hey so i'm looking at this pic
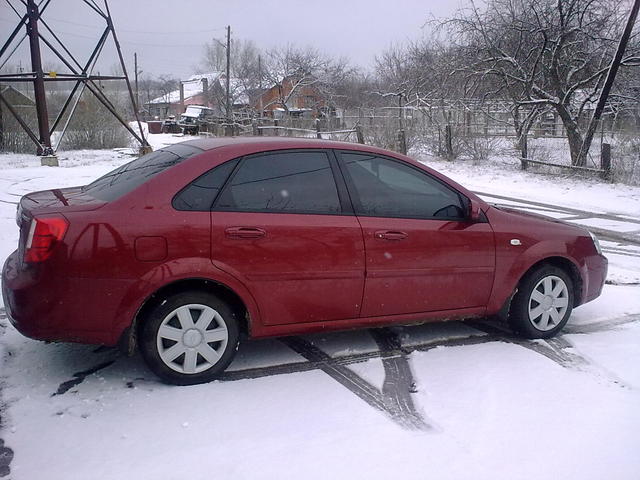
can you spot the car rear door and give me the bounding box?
[337,151,495,318]
[210,150,365,326]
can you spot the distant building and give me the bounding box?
[145,72,250,120]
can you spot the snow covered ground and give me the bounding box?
[1,135,639,479]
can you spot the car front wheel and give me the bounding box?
[140,291,239,385]
[508,265,574,339]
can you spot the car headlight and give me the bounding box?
[589,231,602,255]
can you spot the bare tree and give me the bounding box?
[199,37,263,113]
[138,74,179,111]
[261,45,351,115]
[444,0,639,166]
[375,40,476,157]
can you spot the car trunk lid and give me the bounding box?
[16,187,106,263]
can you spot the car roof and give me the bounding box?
[170,136,488,208]
[177,136,396,156]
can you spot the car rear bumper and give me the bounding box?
[2,250,118,345]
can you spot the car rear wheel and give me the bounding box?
[140,291,239,385]
[508,265,574,339]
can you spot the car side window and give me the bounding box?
[215,151,341,214]
[340,152,466,219]
[173,159,239,211]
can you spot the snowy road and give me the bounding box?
[475,190,640,247]
[1,296,640,479]
[0,144,639,479]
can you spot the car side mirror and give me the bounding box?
[468,200,482,222]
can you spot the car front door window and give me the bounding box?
[341,153,466,219]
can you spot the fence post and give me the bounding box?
[355,125,365,144]
[520,133,528,170]
[396,129,407,155]
[315,118,322,139]
[273,118,279,136]
[601,143,611,181]
[252,120,259,136]
[224,120,233,137]
[445,124,453,160]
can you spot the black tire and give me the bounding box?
[139,291,240,385]
[508,265,574,339]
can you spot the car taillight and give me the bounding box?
[24,215,69,263]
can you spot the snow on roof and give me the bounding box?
[148,72,250,106]
[148,72,221,105]
[273,107,312,112]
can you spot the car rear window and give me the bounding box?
[83,144,202,202]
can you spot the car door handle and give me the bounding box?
[374,230,408,241]
[225,227,266,239]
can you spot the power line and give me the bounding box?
[42,16,227,35]
[9,26,212,48]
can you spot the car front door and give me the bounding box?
[210,150,365,326]
[337,151,495,318]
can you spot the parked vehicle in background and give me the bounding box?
[178,105,216,135]
[2,137,607,385]
[161,115,180,134]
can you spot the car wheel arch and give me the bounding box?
[118,277,255,355]
[491,254,584,320]
[512,256,583,309]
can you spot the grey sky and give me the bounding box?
[1,0,463,79]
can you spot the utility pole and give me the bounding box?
[26,0,55,161]
[577,0,640,166]
[134,52,139,114]
[225,25,231,132]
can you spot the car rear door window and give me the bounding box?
[173,159,239,211]
[340,152,465,219]
[215,151,341,214]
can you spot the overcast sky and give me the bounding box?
[1,0,463,79]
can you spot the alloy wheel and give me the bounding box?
[156,304,229,374]
[527,275,569,331]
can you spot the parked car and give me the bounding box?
[178,105,216,135]
[2,138,607,385]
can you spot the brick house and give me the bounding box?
[255,76,332,119]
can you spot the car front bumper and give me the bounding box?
[582,253,608,305]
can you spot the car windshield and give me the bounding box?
[83,144,202,202]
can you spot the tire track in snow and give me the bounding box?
[466,319,635,388]
[280,336,431,431]
[564,314,640,334]
[369,328,431,431]
[51,360,116,396]
[220,333,492,383]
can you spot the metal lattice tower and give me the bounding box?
[0,0,150,163]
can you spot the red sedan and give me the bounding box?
[2,137,607,384]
